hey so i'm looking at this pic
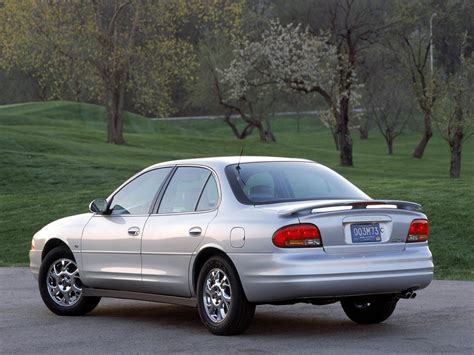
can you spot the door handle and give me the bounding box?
[189,226,202,237]
[128,226,141,237]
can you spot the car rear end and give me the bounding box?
[224,160,433,304]
[232,201,433,303]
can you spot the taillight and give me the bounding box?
[406,219,429,242]
[273,224,322,248]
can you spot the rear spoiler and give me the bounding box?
[278,200,423,217]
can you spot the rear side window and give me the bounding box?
[158,167,211,213]
[196,175,219,211]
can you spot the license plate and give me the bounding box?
[350,223,382,243]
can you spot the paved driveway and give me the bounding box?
[1,268,473,354]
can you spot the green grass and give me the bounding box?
[1,100,473,280]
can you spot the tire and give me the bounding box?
[38,246,101,316]
[197,256,255,335]
[341,296,398,324]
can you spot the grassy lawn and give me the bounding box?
[0,101,473,280]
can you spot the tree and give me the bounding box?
[390,2,439,158]
[0,0,242,144]
[221,21,338,142]
[434,37,474,178]
[367,83,411,155]
[270,0,390,166]
[189,12,278,142]
[360,43,413,155]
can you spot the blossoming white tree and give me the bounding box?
[222,21,360,165]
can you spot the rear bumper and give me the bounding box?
[29,250,41,280]
[229,245,433,303]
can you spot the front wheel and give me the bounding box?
[38,246,101,316]
[197,256,255,335]
[341,296,398,324]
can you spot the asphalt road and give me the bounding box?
[1,268,473,355]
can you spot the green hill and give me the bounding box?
[1,100,473,280]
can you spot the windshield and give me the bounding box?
[225,162,369,205]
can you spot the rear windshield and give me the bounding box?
[225,162,368,205]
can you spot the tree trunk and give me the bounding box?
[252,117,276,142]
[224,115,243,139]
[359,115,371,139]
[449,112,464,178]
[264,116,276,142]
[449,139,462,178]
[330,127,339,151]
[337,97,353,166]
[387,138,393,155]
[256,123,267,141]
[105,72,127,145]
[413,111,433,158]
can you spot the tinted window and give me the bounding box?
[225,162,368,205]
[196,175,219,211]
[158,167,210,213]
[110,168,172,215]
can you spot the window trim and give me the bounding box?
[152,164,221,216]
[105,166,175,217]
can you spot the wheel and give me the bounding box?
[341,296,398,324]
[197,256,255,335]
[38,246,101,316]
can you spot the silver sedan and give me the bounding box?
[30,156,433,335]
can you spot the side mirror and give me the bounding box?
[89,198,108,214]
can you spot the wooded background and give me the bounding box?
[0,0,473,176]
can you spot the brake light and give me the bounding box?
[273,224,322,248]
[406,219,429,242]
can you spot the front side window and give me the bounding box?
[158,167,212,213]
[109,168,172,215]
[225,162,369,205]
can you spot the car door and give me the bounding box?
[81,167,172,291]
[141,166,219,297]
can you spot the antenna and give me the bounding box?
[236,143,245,172]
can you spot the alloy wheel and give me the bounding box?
[203,268,232,323]
[46,258,82,307]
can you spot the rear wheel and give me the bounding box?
[197,256,255,335]
[341,296,398,324]
[38,246,101,316]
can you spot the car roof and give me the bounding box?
[146,156,313,171]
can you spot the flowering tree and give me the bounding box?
[222,20,363,164]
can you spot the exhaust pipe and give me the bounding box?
[400,289,417,299]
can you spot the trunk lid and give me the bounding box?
[260,199,425,255]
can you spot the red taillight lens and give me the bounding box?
[273,224,322,248]
[406,219,429,242]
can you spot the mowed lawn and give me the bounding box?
[0,101,473,280]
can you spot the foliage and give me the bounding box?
[190,10,280,142]
[0,0,244,143]
[220,20,342,142]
